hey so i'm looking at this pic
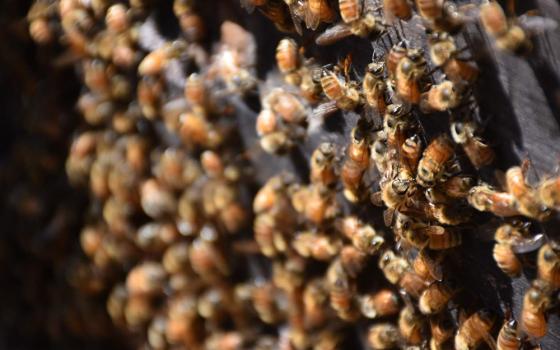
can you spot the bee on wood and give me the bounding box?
[450,120,495,169]
[419,280,457,315]
[363,61,388,114]
[506,163,551,221]
[537,242,560,288]
[454,309,496,350]
[468,184,521,217]
[521,279,552,338]
[428,32,479,83]
[497,319,521,350]
[320,65,361,111]
[417,135,455,188]
[359,289,400,319]
[310,142,338,188]
[341,119,372,202]
[395,48,428,104]
[420,80,463,113]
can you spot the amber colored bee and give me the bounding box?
[496,319,521,350]
[256,109,278,136]
[138,40,187,76]
[327,260,360,321]
[302,278,329,328]
[506,164,551,221]
[419,280,456,315]
[383,0,412,22]
[265,88,307,124]
[454,309,496,350]
[299,64,323,103]
[339,245,368,278]
[537,175,560,210]
[341,120,371,202]
[27,0,58,44]
[304,0,335,29]
[184,73,207,108]
[386,41,408,80]
[383,104,413,149]
[399,305,427,345]
[493,223,530,277]
[339,0,361,23]
[315,12,386,45]
[450,120,494,169]
[291,183,338,225]
[293,231,341,261]
[520,279,551,338]
[363,61,387,114]
[105,4,129,33]
[378,250,409,284]
[310,142,338,187]
[395,49,427,104]
[401,135,422,173]
[367,323,400,350]
[479,2,534,54]
[537,243,560,288]
[415,0,464,32]
[138,75,165,120]
[439,175,473,198]
[468,184,521,217]
[428,32,478,83]
[430,312,454,350]
[276,38,301,85]
[140,178,176,219]
[126,262,167,297]
[420,80,463,113]
[412,249,443,282]
[189,226,230,278]
[320,68,361,110]
[416,135,454,187]
[359,289,400,319]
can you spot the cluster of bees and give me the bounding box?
[17,0,560,349]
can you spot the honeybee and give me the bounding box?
[293,231,341,261]
[264,88,307,124]
[379,250,409,284]
[299,63,323,103]
[303,278,330,328]
[417,135,455,187]
[291,183,338,225]
[326,259,360,321]
[399,305,427,345]
[520,279,552,338]
[415,0,465,33]
[363,61,387,114]
[430,312,454,350]
[537,175,560,210]
[138,75,165,120]
[420,80,463,113]
[428,32,479,83]
[506,164,551,221]
[126,262,167,297]
[252,280,286,324]
[439,175,474,199]
[383,0,412,23]
[336,216,385,255]
[450,120,494,169]
[341,119,371,202]
[359,289,400,319]
[367,323,400,349]
[315,9,386,45]
[419,280,457,315]
[537,243,560,288]
[276,38,301,85]
[454,309,496,350]
[320,67,361,110]
[310,142,338,188]
[386,41,408,81]
[139,40,187,76]
[401,135,422,173]
[304,0,336,30]
[468,184,521,217]
[497,319,521,350]
[383,103,414,148]
[396,215,462,250]
[395,48,428,104]
[340,245,369,278]
[189,226,230,279]
[412,249,443,282]
[493,223,531,277]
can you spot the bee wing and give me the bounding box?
[418,225,446,236]
[138,17,168,52]
[370,191,384,207]
[383,208,396,227]
[311,100,339,119]
[303,1,321,30]
[315,23,353,45]
[518,14,558,35]
[288,4,304,35]
[420,249,444,281]
[511,233,547,254]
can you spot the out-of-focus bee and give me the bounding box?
[430,312,454,350]
[468,184,521,217]
[179,111,224,149]
[293,231,341,261]
[339,245,368,278]
[419,280,457,315]
[291,183,338,225]
[439,175,474,198]
[412,249,443,283]
[189,226,230,279]
[326,259,360,321]
[303,278,330,329]
[27,0,58,45]
[395,48,428,104]
[401,135,422,173]
[396,214,462,250]
[497,319,521,350]
[206,332,245,350]
[315,6,387,45]
[537,175,560,210]
[126,262,167,297]
[506,164,551,221]
[303,0,336,30]
[450,120,495,169]
[310,142,338,188]
[138,75,165,120]
[454,309,496,350]
[265,88,307,124]
[399,305,427,345]
[337,216,385,255]
[428,32,479,83]
[276,38,302,85]
[363,61,387,114]
[139,40,187,76]
[341,119,371,202]
[417,135,454,187]
[493,223,532,277]
[420,80,463,113]
[379,250,409,284]
[367,323,400,350]
[359,289,400,319]
[415,0,466,33]
[320,66,361,111]
[140,178,177,219]
[248,0,296,33]
[521,279,552,338]
[537,242,560,288]
[383,0,412,23]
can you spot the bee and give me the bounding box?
[493,223,531,277]
[401,135,422,173]
[396,215,462,250]
[383,103,413,149]
[189,226,230,279]
[399,305,427,345]
[450,120,495,169]
[468,184,521,217]
[304,0,336,30]
[383,0,412,22]
[310,142,338,187]
[27,0,58,45]
[320,66,361,110]
[521,279,552,338]
[454,309,496,350]
[126,262,167,297]
[337,216,385,255]
[291,183,338,225]
[140,178,177,219]
[537,243,560,288]
[379,250,409,285]
[105,4,129,33]
[206,332,245,350]
[417,135,454,187]
[430,312,455,350]
[327,259,360,321]
[420,80,463,113]
[497,319,521,350]
[376,163,415,212]
[184,73,208,108]
[359,289,400,319]
[276,38,301,85]
[412,249,443,282]
[293,231,341,261]
[256,0,296,33]
[315,10,386,45]
[264,88,307,124]
[415,0,465,33]
[427,32,479,83]
[537,175,560,210]
[439,175,474,199]
[363,61,387,114]
[386,41,408,81]
[395,48,428,104]
[341,119,371,202]
[419,280,457,315]
[138,75,165,120]
[299,63,323,103]
[506,164,551,221]
[340,245,369,278]
[303,278,329,328]
[138,40,188,76]
[367,323,400,349]
[256,109,279,136]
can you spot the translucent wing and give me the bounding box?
[315,23,353,45]
[518,14,558,35]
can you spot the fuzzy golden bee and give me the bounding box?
[417,135,455,187]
